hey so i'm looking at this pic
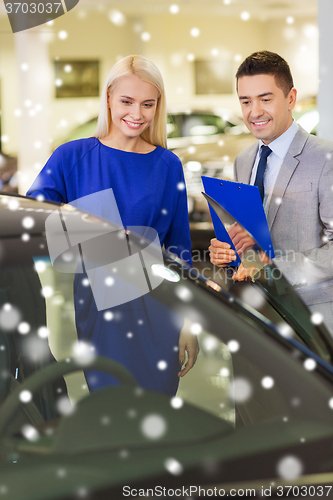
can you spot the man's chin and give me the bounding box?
[249,128,271,142]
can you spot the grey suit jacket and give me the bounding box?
[234,125,333,307]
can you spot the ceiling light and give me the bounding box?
[141,32,151,41]
[240,11,250,21]
[58,30,68,40]
[109,10,126,26]
[190,27,200,37]
[170,4,179,14]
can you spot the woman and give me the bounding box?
[27,55,199,395]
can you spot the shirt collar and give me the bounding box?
[259,120,299,160]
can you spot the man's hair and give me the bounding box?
[236,51,294,96]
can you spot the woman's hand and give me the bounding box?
[178,330,200,377]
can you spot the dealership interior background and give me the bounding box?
[0,0,332,195]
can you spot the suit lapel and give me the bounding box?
[267,126,309,229]
[236,143,258,183]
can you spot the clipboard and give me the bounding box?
[202,176,275,267]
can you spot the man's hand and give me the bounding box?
[209,238,236,267]
[178,331,200,377]
[232,263,257,281]
[228,223,255,257]
[232,251,270,282]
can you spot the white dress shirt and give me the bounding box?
[250,120,299,213]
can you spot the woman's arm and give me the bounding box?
[26,146,68,203]
[163,157,192,266]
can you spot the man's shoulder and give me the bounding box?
[290,126,333,157]
[304,133,333,152]
[235,142,258,163]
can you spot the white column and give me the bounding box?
[317,0,333,141]
[15,30,52,194]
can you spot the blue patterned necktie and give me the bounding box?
[254,145,272,202]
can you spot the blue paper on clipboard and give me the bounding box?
[202,176,275,267]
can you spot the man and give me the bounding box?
[209,51,333,336]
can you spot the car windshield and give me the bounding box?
[167,113,227,139]
[197,195,333,365]
[1,195,333,497]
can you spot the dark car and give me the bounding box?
[0,193,333,500]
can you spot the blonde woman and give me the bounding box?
[27,55,198,395]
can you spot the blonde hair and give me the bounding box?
[93,55,167,148]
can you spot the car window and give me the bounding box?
[243,266,333,361]
[167,113,227,139]
[200,189,333,364]
[2,196,333,499]
[181,113,226,137]
[208,264,333,366]
[211,268,333,366]
[3,245,333,433]
[0,197,332,429]
[151,261,333,425]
